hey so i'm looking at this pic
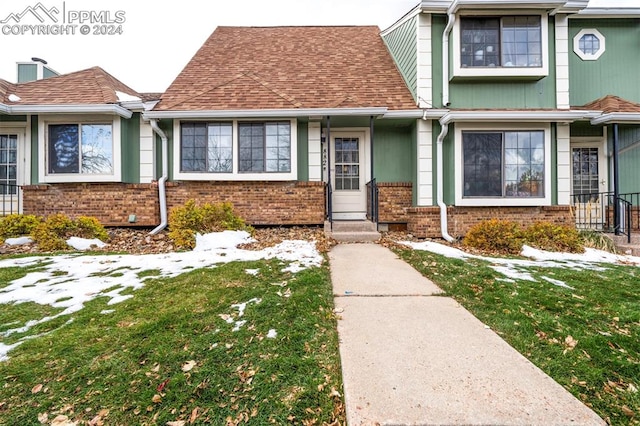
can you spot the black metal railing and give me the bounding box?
[325,182,333,228]
[571,191,637,243]
[366,178,378,223]
[0,184,21,216]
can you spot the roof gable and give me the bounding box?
[156,26,417,112]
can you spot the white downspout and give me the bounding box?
[436,116,455,242]
[442,7,456,107]
[149,119,168,235]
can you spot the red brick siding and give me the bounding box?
[22,181,325,227]
[23,183,160,226]
[165,181,325,225]
[377,182,412,223]
[407,206,573,239]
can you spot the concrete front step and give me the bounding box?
[611,234,640,256]
[325,220,381,242]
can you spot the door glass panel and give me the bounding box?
[0,134,18,195]
[572,147,599,202]
[335,137,360,191]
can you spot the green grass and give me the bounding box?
[0,259,344,425]
[396,247,640,425]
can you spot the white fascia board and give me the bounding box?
[144,107,389,120]
[591,113,640,125]
[449,0,567,13]
[441,110,591,124]
[381,5,421,35]
[420,1,452,13]
[5,104,133,118]
[0,103,8,114]
[575,8,640,16]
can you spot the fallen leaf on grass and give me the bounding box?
[37,412,48,424]
[32,383,43,394]
[157,378,170,392]
[621,406,635,417]
[152,394,162,403]
[181,360,196,372]
[563,335,578,354]
[51,415,77,426]
[166,421,186,426]
[189,407,200,423]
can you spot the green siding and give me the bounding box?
[31,116,38,184]
[373,124,413,182]
[432,15,446,108]
[383,16,418,102]
[43,66,58,79]
[157,119,173,181]
[297,121,309,181]
[17,64,37,83]
[616,125,640,194]
[570,122,604,137]
[569,19,640,106]
[120,114,140,183]
[447,17,557,109]
[0,115,27,122]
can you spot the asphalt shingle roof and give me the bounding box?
[577,95,640,114]
[0,67,141,105]
[155,26,417,111]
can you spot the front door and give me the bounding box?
[331,131,367,220]
[571,141,608,229]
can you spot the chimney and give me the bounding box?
[16,58,59,83]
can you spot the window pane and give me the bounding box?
[49,124,79,174]
[461,17,500,67]
[81,124,113,174]
[463,133,503,196]
[207,123,232,172]
[504,131,544,197]
[501,16,542,67]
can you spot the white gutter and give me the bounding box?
[144,107,388,120]
[442,4,456,107]
[441,110,594,123]
[0,103,8,114]
[1,104,132,118]
[591,113,640,125]
[149,119,169,235]
[576,8,640,16]
[435,119,455,242]
[384,109,448,119]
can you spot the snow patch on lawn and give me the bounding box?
[67,237,107,251]
[402,240,639,287]
[0,231,323,361]
[5,236,33,246]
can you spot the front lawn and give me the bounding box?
[395,243,639,426]
[0,255,344,425]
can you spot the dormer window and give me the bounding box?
[453,12,549,79]
[461,16,542,68]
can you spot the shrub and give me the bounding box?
[463,219,525,255]
[580,229,617,253]
[523,221,584,253]
[0,214,42,243]
[30,214,108,252]
[168,200,252,249]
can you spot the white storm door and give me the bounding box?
[0,131,21,214]
[331,132,367,220]
[571,142,607,228]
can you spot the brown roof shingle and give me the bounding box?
[577,95,640,114]
[1,67,141,105]
[155,26,417,111]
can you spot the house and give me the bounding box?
[0,65,161,224]
[2,1,640,241]
[381,0,640,239]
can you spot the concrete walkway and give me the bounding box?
[329,243,605,426]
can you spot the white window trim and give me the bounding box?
[454,122,552,207]
[0,121,30,188]
[39,114,122,183]
[573,28,605,61]
[173,119,298,181]
[452,11,549,78]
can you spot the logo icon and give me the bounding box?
[0,2,59,24]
